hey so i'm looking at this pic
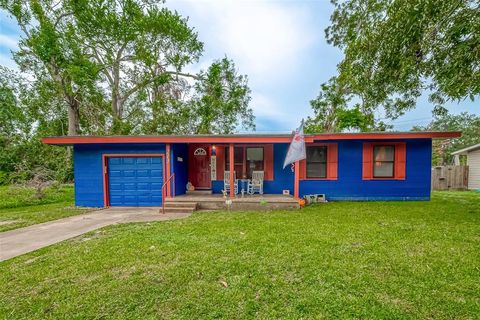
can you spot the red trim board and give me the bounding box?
[42,131,461,145]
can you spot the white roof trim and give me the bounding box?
[451,143,480,155]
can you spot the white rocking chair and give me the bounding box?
[224,171,239,195]
[248,171,264,195]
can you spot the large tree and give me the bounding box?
[1,0,254,136]
[304,77,391,133]
[189,57,254,134]
[413,107,480,165]
[312,0,480,128]
[0,67,74,184]
[67,0,204,133]
[1,0,100,135]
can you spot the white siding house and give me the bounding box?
[452,144,480,190]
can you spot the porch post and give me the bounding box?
[294,160,300,199]
[229,143,235,198]
[166,143,171,197]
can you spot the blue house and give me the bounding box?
[43,132,460,208]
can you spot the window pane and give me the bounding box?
[246,147,263,179]
[247,147,263,161]
[307,146,327,162]
[307,163,326,178]
[374,162,394,177]
[374,146,394,161]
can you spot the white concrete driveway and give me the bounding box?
[0,207,190,261]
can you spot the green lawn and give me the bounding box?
[1,192,479,319]
[0,185,91,232]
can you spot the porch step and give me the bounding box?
[164,195,299,210]
[186,190,212,195]
[162,200,198,215]
[164,202,197,208]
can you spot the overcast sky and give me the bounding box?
[0,0,477,132]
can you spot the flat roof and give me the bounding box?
[42,131,461,145]
[451,143,480,155]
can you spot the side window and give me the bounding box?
[246,147,264,179]
[373,145,395,178]
[225,146,265,179]
[306,146,327,178]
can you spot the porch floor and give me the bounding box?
[165,194,300,210]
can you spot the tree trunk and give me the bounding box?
[67,98,80,136]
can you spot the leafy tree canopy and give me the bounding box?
[308,0,479,132]
[0,0,254,136]
[413,107,480,165]
[0,0,255,184]
[305,77,391,133]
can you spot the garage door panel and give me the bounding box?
[124,183,136,191]
[109,158,122,165]
[107,156,163,206]
[123,158,135,164]
[137,195,151,202]
[137,183,149,191]
[109,170,122,178]
[136,158,149,164]
[136,170,149,177]
[109,183,123,191]
[151,182,163,190]
[123,170,136,177]
[150,170,163,177]
[150,195,163,202]
[110,195,124,204]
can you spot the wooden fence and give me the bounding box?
[431,166,469,191]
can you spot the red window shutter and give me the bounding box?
[216,146,225,181]
[394,142,406,180]
[299,159,306,180]
[362,143,374,180]
[264,144,274,181]
[327,143,338,180]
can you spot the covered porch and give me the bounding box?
[164,139,301,201]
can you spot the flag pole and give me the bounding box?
[294,160,300,199]
[283,119,306,199]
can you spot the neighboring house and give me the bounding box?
[452,143,480,190]
[42,131,460,207]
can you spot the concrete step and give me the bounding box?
[163,202,197,209]
[162,201,198,215]
[163,207,196,213]
[186,190,212,195]
[163,207,197,212]
[163,211,193,215]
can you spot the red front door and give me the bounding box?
[188,144,211,189]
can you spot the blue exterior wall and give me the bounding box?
[73,143,166,207]
[73,139,432,207]
[171,143,188,196]
[212,139,432,200]
[299,139,432,200]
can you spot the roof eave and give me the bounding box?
[42,131,461,146]
[451,143,480,155]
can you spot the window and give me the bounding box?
[373,145,395,178]
[306,146,327,178]
[225,146,264,179]
[247,147,264,178]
